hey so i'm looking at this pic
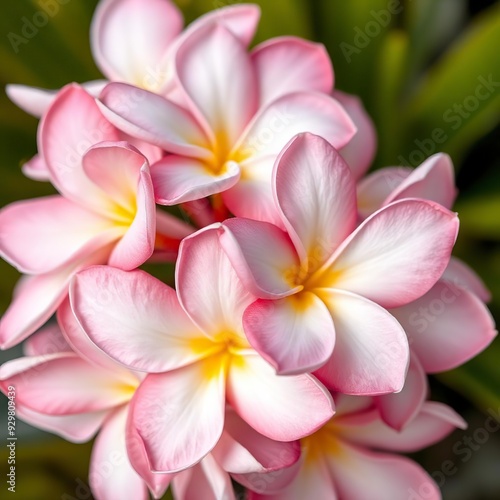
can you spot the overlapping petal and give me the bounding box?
[70,266,203,373]
[0,353,134,415]
[91,0,183,87]
[274,133,357,266]
[40,85,121,209]
[130,360,226,472]
[151,156,240,205]
[175,23,258,146]
[98,83,212,159]
[243,293,335,374]
[220,218,300,299]
[314,289,409,395]
[391,281,497,373]
[317,199,459,308]
[177,224,258,336]
[252,37,334,108]
[226,353,334,441]
[90,406,149,500]
[376,354,428,430]
[0,196,118,274]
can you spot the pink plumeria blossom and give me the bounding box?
[0,84,192,349]
[0,311,301,500]
[220,133,459,394]
[69,226,334,473]
[6,0,261,182]
[356,153,496,429]
[98,22,354,225]
[249,394,466,500]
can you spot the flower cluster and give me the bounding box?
[0,1,496,499]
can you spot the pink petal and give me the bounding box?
[91,0,183,86]
[126,409,173,499]
[274,133,357,267]
[314,289,409,395]
[0,272,68,349]
[98,83,212,159]
[375,354,428,430]
[6,84,56,117]
[320,199,459,308]
[227,353,334,441]
[243,293,335,375]
[109,168,156,270]
[70,266,203,373]
[23,323,72,356]
[213,409,300,475]
[40,84,120,208]
[385,153,457,209]
[252,37,333,108]
[442,257,491,302]
[235,91,356,163]
[222,156,283,227]
[90,406,148,500]
[15,405,108,443]
[176,224,254,337]
[183,4,260,49]
[21,155,51,182]
[0,196,118,274]
[151,156,240,205]
[173,456,234,500]
[220,218,300,299]
[227,92,356,222]
[175,23,258,146]
[81,141,146,213]
[337,401,466,453]
[391,281,497,373]
[6,82,106,118]
[334,90,377,179]
[0,245,113,350]
[249,456,337,500]
[130,361,226,473]
[357,167,411,219]
[328,442,441,500]
[57,298,136,374]
[0,353,134,415]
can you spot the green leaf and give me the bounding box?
[401,2,500,166]
[373,29,409,166]
[313,0,402,116]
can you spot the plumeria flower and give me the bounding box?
[0,309,301,500]
[6,0,261,181]
[98,21,355,225]
[0,84,192,349]
[357,154,497,428]
[219,133,459,395]
[248,394,466,500]
[69,225,334,473]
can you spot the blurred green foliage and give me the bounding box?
[0,0,499,498]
